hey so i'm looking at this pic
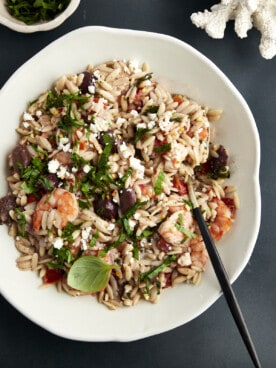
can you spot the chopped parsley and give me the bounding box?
[6,0,71,25]
[19,156,52,195]
[47,246,75,269]
[15,208,27,237]
[61,221,82,243]
[153,143,171,153]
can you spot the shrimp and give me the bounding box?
[209,199,232,241]
[190,237,208,269]
[158,210,194,245]
[32,188,79,233]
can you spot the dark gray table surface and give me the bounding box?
[0,1,275,367]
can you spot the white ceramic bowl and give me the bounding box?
[0,0,80,33]
[0,26,261,342]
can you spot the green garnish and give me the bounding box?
[71,152,89,170]
[89,230,99,247]
[61,221,82,243]
[98,133,113,170]
[153,143,171,153]
[48,246,75,269]
[139,255,177,281]
[175,215,197,239]
[19,156,53,195]
[46,91,89,133]
[143,105,159,115]
[116,168,133,189]
[121,200,147,222]
[136,72,153,87]
[99,233,127,256]
[133,128,151,144]
[67,256,119,293]
[154,170,165,195]
[15,208,27,237]
[6,0,71,25]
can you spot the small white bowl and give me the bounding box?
[0,0,80,33]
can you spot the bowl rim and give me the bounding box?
[0,0,80,33]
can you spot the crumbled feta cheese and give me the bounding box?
[88,85,95,94]
[81,241,88,251]
[90,117,109,133]
[23,112,33,121]
[48,159,60,173]
[81,227,91,240]
[118,142,132,159]
[159,111,173,131]
[133,212,141,220]
[57,165,67,178]
[93,70,101,79]
[83,164,91,173]
[129,156,145,178]
[35,110,42,118]
[22,122,30,128]
[58,137,70,152]
[128,219,136,230]
[53,238,63,250]
[177,252,192,267]
[130,109,138,116]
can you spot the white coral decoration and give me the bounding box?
[191,0,276,59]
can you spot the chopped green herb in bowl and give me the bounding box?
[0,0,80,32]
[6,0,71,25]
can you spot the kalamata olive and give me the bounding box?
[38,173,60,192]
[12,144,31,173]
[79,71,96,94]
[93,197,119,220]
[119,188,136,214]
[0,194,17,225]
[99,131,122,153]
[156,235,171,252]
[209,145,228,172]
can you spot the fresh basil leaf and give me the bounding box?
[67,256,119,292]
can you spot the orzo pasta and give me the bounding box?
[0,60,238,309]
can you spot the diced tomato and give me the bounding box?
[154,137,167,149]
[43,268,63,284]
[79,141,86,150]
[222,197,236,216]
[173,175,188,195]
[27,194,37,204]
[135,88,142,100]
[173,94,184,104]
[163,273,172,288]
